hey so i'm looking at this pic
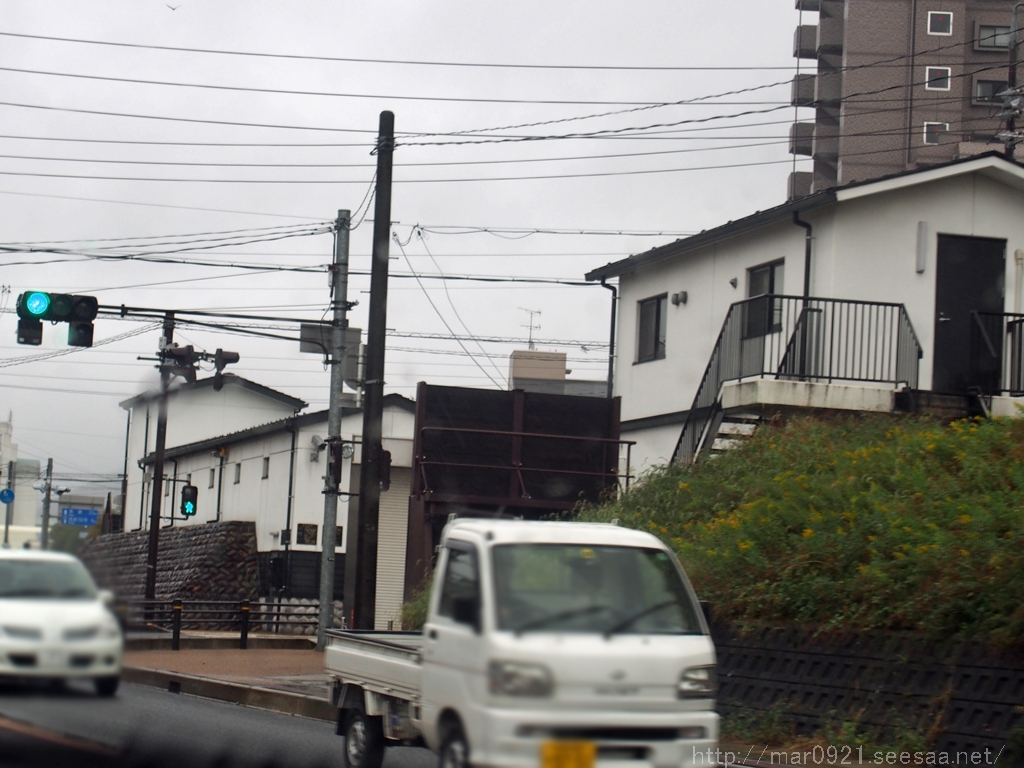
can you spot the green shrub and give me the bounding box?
[579,414,1024,641]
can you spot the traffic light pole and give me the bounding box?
[40,458,53,551]
[347,111,395,631]
[316,209,351,651]
[144,312,174,602]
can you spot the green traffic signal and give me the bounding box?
[180,484,198,517]
[24,292,50,316]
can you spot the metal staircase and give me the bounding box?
[671,295,922,466]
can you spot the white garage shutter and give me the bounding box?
[374,467,410,630]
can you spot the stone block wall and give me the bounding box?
[78,521,260,602]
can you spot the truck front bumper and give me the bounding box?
[474,707,719,768]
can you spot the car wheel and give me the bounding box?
[342,707,385,768]
[94,676,120,698]
[439,724,470,768]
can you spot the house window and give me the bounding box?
[975,79,1008,104]
[924,67,951,91]
[977,24,1012,49]
[233,463,241,484]
[928,11,952,36]
[924,122,949,145]
[209,468,216,488]
[336,526,344,547]
[636,294,667,363]
[297,523,318,546]
[744,260,785,338]
[262,457,270,479]
[164,481,170,497]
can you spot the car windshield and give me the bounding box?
[0,559,99,600]
[492,544,701,635]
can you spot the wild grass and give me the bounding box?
[578,413,1024,642]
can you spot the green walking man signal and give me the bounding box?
[180,485,198,517]
[15,291,99,347]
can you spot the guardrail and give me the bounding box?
[672,295,922,466]
[115,599,320,650]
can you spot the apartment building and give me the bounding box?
[790,0,1023,198]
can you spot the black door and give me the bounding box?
[933,235,1005,394]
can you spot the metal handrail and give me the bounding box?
[671,295,922,466]
[971,311,1024,396]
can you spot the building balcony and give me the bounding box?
[815,68,843,105]
[790,123,815,156]
[791,74,816,106]
[817,16,844,54]
[795,0,820,10]
[794,25,818,59]
[788,171,813,200]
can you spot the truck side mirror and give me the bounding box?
[452,597,479,632]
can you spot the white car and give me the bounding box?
[0,549,123,696]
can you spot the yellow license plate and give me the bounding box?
[541,741,596,768]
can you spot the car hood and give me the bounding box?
[0,598,111,637]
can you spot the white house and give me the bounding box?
[587,153,1024,472]
[119,375,416,629]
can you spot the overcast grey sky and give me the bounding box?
[0,0,806,490]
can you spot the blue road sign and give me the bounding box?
[61,507,99,527]
[0,488,13,505]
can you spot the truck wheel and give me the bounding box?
[342,708,385,768]
[439,725,470,768]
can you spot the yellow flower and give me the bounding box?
[867,535,876,542]
[893,552,905,559]
[802,528,814,538]
[738,541,752,551]
[960,549,970,557]
[678,482,690,492]
[958,514,972,524]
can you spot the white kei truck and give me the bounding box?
[324,519,718,768]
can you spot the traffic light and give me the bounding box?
[180,485,198,517]
[15,292,99,347]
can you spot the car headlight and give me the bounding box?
[678,665,717,699]
[488,660,554,697]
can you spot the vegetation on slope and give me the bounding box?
[578,414,1024,642]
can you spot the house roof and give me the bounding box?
[119,373,307,412]
[139,393,416,465]
[585,152,1024,282]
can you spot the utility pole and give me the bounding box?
[316,209,352,650]
[40,458,53,550]
[3,460,12,548]
[346,111,395,631]
[145,312,174,602]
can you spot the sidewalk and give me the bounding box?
[123,647,335,721]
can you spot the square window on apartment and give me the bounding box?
[208,468,216,489]
[744,260,785,338]
[233,462,241,484]
[297,523,318,546]
[928,11,953,36]
[924,67,952,91]
[924,122,949,145]
[262,457,270,479]
[975,79,1008,104]
[977,24,1012,49]
[636,294,667,363]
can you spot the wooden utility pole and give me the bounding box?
[346,111,395,631]
[144,312,174,601]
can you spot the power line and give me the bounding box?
[0,64,790,107]
[0,30,807,71]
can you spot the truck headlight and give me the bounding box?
[678,665,717,699]
[489,660,554,697]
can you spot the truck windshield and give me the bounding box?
[492,544,701,635]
